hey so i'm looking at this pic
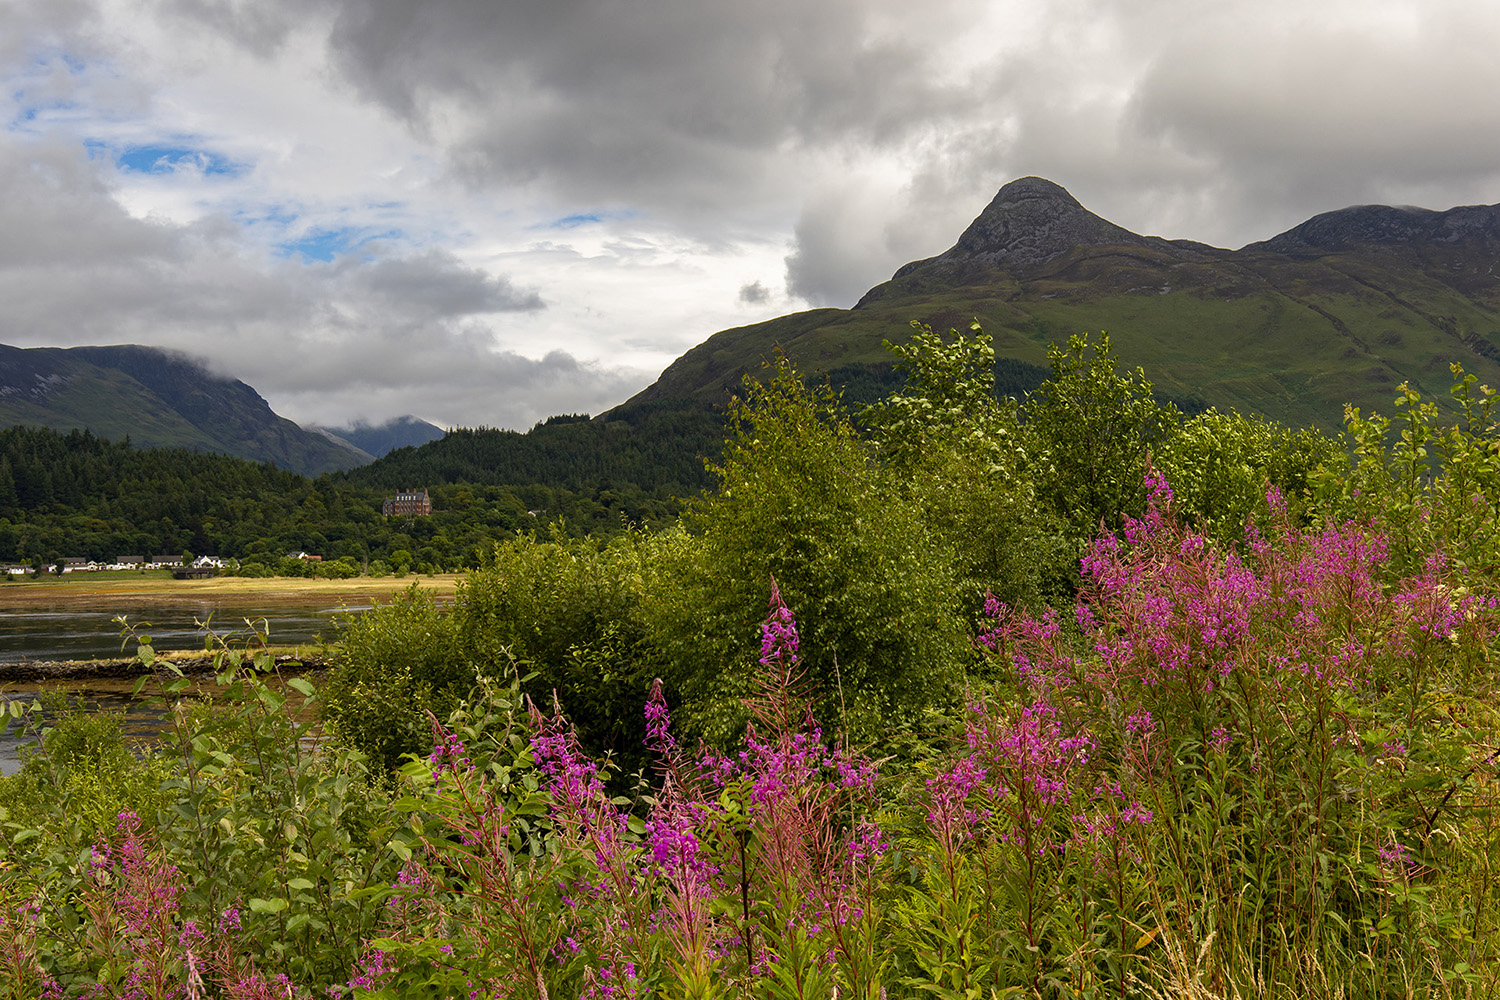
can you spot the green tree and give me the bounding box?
[649,355,967,744]
[863,322,1072,607]
[1023,332,1183,542]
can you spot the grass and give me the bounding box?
[0,571,463,608]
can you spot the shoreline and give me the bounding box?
[0,649,331,683]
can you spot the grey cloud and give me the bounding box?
[0,0,100,67]
[784,192,889,307]
[351,251,544,316]
[268,345,648,430]
[0,140,182,269]
[784,167,987,306]
[161,0,317,57]
[304,0,987,219]
[1115,6,1500,245]
[738,281,770,305]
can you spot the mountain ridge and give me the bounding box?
[0,343,371,476]
[618,177,1500,432]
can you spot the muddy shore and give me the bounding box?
[0,652,330,683]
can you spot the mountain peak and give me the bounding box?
[889,177,1162,284]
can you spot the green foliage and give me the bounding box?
[652,354,967,744]
[0,696,172,841]
[864,321,1072,608]
[323,586,469,772]
[0,424,678,569]
[1023,332,1183,540]
[456,531,657,765]
[1156,406,1336,544]
[339,397,723,502]
[323,533,659,773]
[1313,365,1500,578]
[0,623,403,995]
[863,320,1021,474]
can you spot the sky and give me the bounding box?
[5,0,1500,431]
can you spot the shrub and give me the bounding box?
[322,585,469,771]
[649,355,967,744]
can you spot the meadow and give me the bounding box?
[2,327,1498,999]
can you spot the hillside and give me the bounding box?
[0,344,370,476]
[619,177,1500,431]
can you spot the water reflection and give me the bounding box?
[0,600,366,774]
[0,600,367,665]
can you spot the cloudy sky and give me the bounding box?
[5,0,1500,430]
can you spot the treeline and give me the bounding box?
[339,398,726,494]
[0,426,683,571]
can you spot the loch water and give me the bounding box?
[0,599,366,774]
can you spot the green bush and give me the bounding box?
[322,585,470,771]
[0,697,172,841]
[648,355,968,744]
[456,531,656,766]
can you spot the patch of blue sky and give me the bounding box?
[115,143,246,178]
[536,210,637,230]
[7,95,86,131]
[276,226,402,263]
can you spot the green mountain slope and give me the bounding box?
[620,177,1500,431]
[0,344,370,475]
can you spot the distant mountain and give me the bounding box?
[316,416,446,458]
[0,344,371,475]
[620,177,1500,432]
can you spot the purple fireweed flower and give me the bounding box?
[845,820,889,869]
[1125,710,1155,738]
[644,677,676,755]
[926,753,988,836]
[530,710,606,806]
[1266,484,1287,517]
[346,948,395,994]
[761,581,800,670]
[428,730,471,780]
[1377,840,1414,877]
[832,750,877,792]
[219,906,242,934]
[646,805,714,894]
[1145,468,1174,506]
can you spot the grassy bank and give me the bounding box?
[0,571,463,608]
